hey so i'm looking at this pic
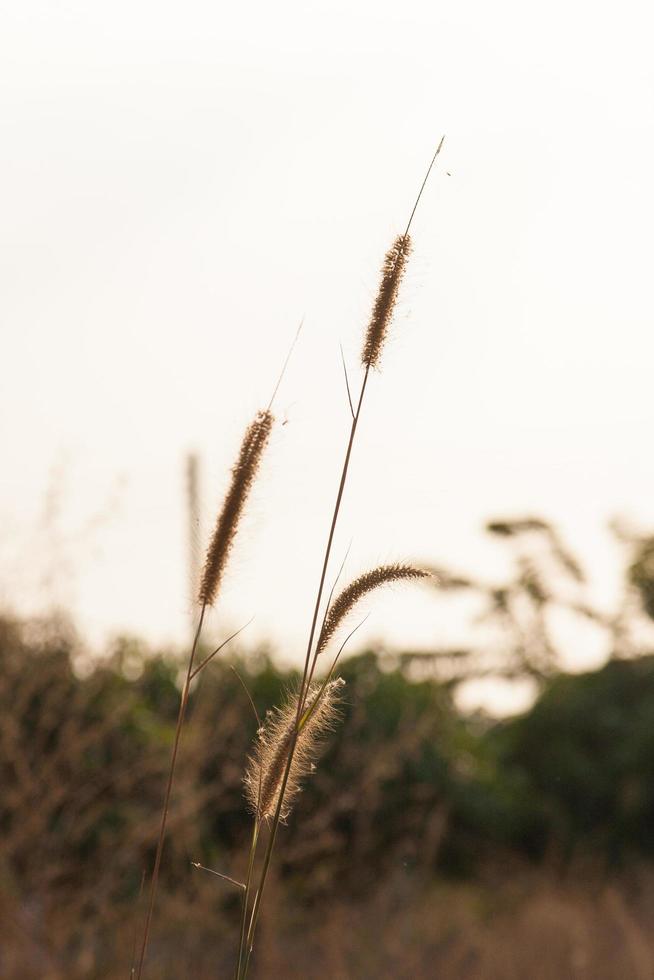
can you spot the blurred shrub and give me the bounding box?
[496,656,654,864]
[5,611,654,974]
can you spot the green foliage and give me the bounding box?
[6,611,654,957]
[496,656,654,863]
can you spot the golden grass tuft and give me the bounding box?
[361,234,412,369]
[198,410,273,607]
[244,678,344,822]
[317,563,430,654]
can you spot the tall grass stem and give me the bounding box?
[239,136,445,977]
[135,601,206,979]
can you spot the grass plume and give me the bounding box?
[317,563,430,655]
[198,410,274,606]
[244,679,344,823]
[361,234,412,370]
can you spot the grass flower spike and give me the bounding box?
[318,563,430,654]
[244,678,344,823]
[361,234,412,370]
[199,410,274,606]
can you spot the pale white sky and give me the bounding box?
[1,1,653,708]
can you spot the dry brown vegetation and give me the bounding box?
[5,611,654,977]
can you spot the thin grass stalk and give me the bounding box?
[191,863,245,888]
[138,406,270,975]
[135,601,206,979]
[129,870,147,978]
[240,138,444,977]
[235,818,260,979]
[235,675,266,978]
[240,367,370,978]
[135,328,296,978]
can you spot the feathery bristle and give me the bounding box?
[317,563,430,654]
[198,410,273,606]
[361,234,412,369]
[244,678,344,822]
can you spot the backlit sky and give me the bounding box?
[2,1,653,709]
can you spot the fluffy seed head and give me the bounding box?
[244,678,344,822]
[318,563,430,654]
[198,410,273,606]
[361,234,412,369]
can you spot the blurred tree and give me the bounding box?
[496,656,654,865]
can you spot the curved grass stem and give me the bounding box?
[240,366,370,978]
[235,819,261,979]
[134,602,206,979]
[238,137,445,977]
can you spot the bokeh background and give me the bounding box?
[2,0,654,976]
